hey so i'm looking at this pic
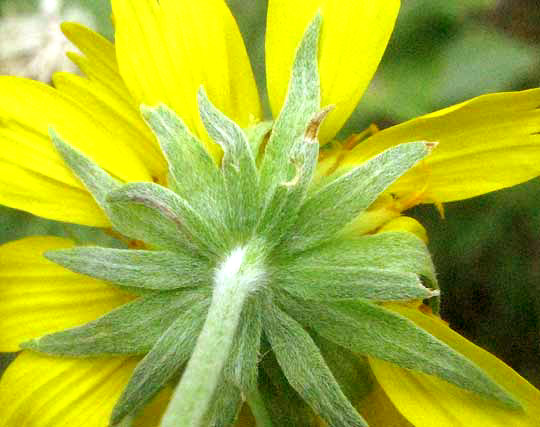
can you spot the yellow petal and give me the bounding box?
[53,72,166,180]
[377,216,428,243]
[61,23,167,180]
[0,77,150,182]
[61,22,129,102]
[112,0,261,156]
[0,237,133,352]
[358,381,414,427]
[266,0,400,142]
[133,387,172,427]
[0,351,137,427]
[0,160,107,226]
[0,76,152,225]
[369,304,540,426]
[343,88,540,203]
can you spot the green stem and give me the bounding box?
[247,388,273,427]
[160,243,265,427]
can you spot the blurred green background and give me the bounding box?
[1,0,539,386]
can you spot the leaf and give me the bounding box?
[314,334,374,404]
[258,14,321,206]
[106,182,224,257]
[110,297,208,425]
[284,141,431,253]
[280,296,520,408]
[274,231,437,301]
[245,120,273,160]
[259,348,318,427]
[204,381,243,427]
[21,289,209,356]
[263,304,368,427]
[141,104,230,245]
[224,296,262,392]
[197,88,259,237]
[50,128,119,210]
[45,247,211,291]
[256,116,321,245]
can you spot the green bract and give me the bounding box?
[26,14,520,427]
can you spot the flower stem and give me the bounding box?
[160,243,266,427]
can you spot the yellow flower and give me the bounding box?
[1,1,540,426]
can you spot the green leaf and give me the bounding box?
[49,128,119,210]
[259,13,321,202]
[141,104,230,245]
[263,304,368,427]
[45,247,211,291]
[204,381,243,427]
[280,296,520,409]
[197,88,260,237]
[314,335,374,404]
[276,267,430,302]
[106,182,223,257]
[259,349,318,427]
[225,296,262,392]
[274,231,437,301]
[245,120,273,160]
[256,117,322,245]
[21,289,209,356]
[284,141,431,253]
[256,15,331,247]
[110,297,208,425]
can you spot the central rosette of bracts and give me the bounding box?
[22,16,520,427]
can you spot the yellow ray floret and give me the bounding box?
[266,0,400,143]
[0,77,153,225]
[61,22,128,99]
[370,304,540,426]
[0,352,137,427]
[53,72,166,179]
[339,89,540,204]
[358,381,414,427]
[0,237,133,352]
[111,0,261,157]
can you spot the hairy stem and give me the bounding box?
[160,242,266,427]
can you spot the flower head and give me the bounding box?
[1,1,540,427]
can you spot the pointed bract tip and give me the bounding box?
[43,249,62,263]
[140,103,169,118]
[139,103,152,116]
[48,126,59,141]
[18,338,39,351]
[48,127,67,154]
[196,85,208,101]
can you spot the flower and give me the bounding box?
[1,1,540,426]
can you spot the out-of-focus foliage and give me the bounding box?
[0,0,112,37]
[0,0,539,386]
[342,0,539,132]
